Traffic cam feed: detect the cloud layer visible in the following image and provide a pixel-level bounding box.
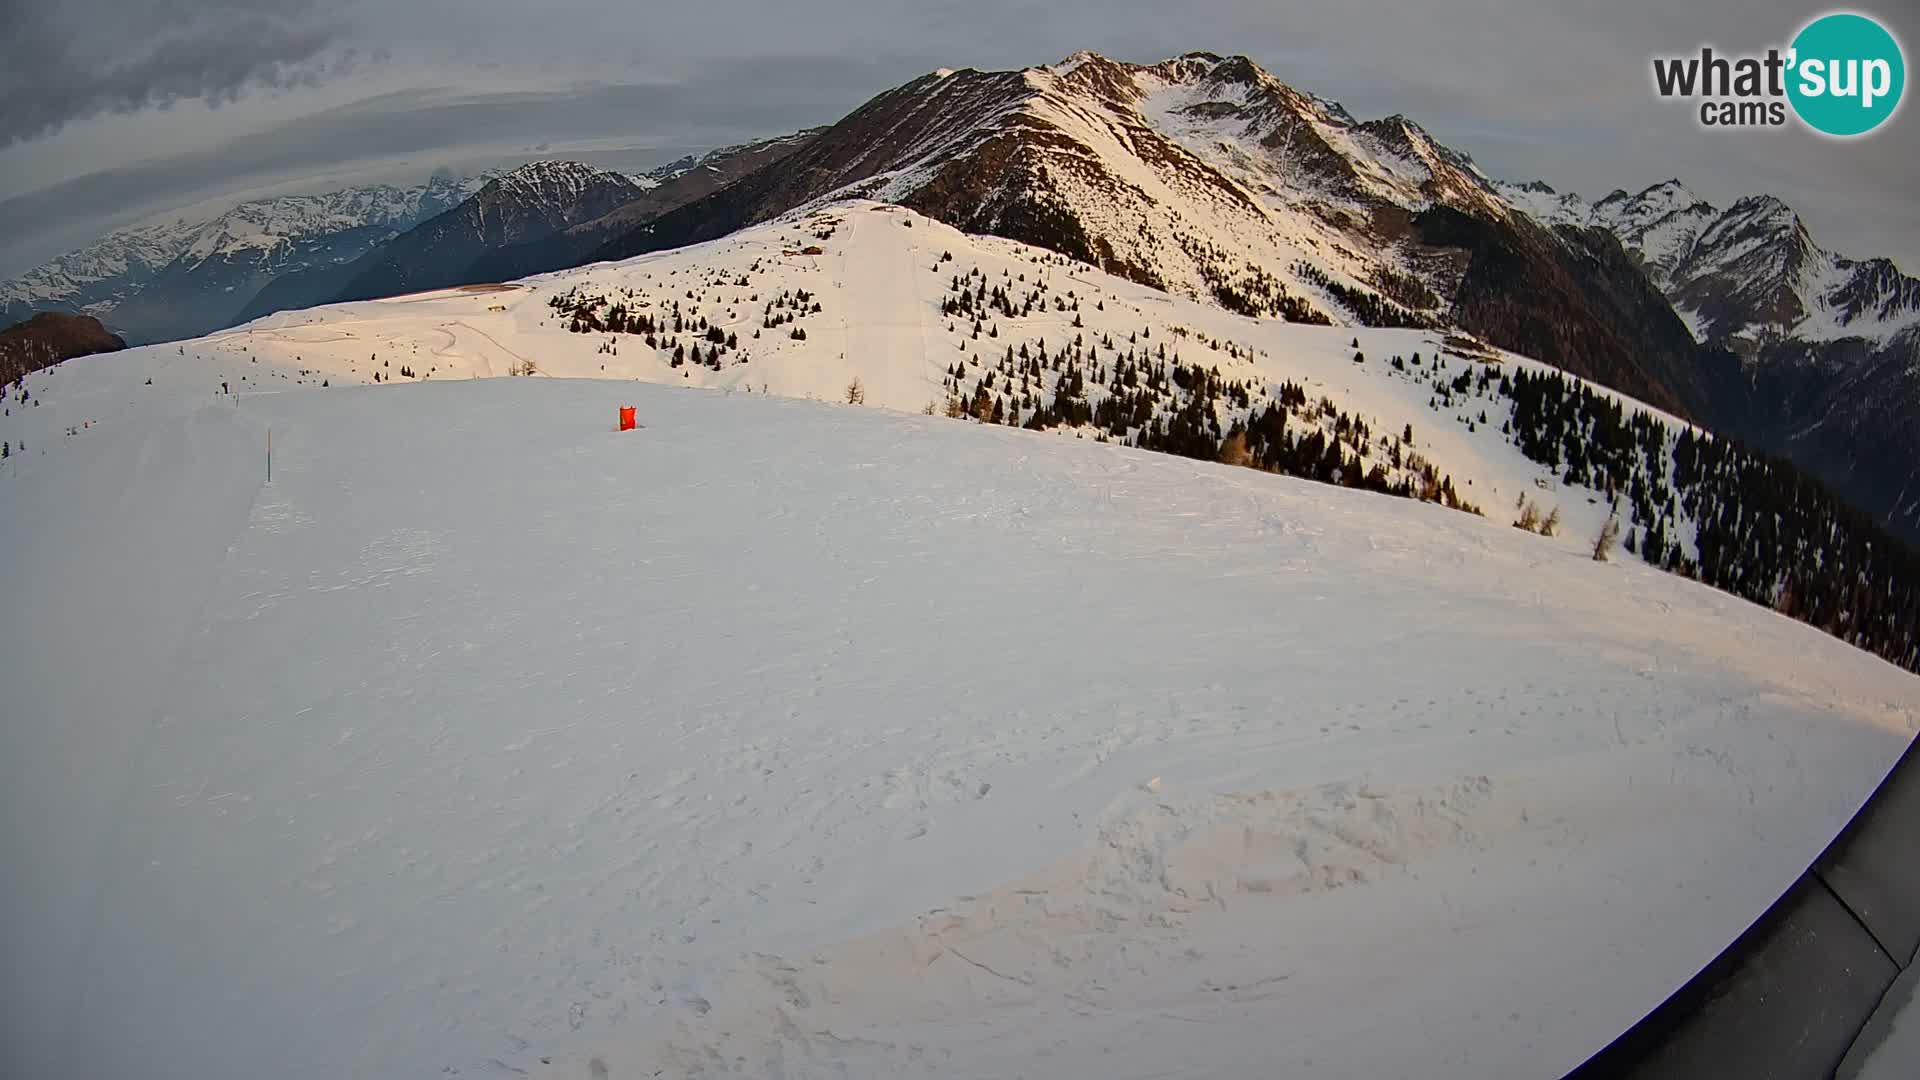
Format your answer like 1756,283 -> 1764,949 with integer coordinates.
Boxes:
0,0 -> 361,146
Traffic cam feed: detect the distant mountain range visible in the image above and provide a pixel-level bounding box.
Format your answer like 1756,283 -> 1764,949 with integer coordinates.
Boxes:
1504,177 -> 1920,350
0,142 -> 826,348
461,131 -> 823,285
5,50 -> 1918,543
321,161 -> 651,303
1,175 -> 489,344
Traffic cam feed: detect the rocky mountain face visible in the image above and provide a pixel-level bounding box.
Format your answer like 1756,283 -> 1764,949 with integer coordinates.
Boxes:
328,162 -> 649,302
1663,197 -> 1920,543
465,131 -> 823,284
1,175 -> 485,344
0,312 -> 127,387
1721,330 -> 1920,545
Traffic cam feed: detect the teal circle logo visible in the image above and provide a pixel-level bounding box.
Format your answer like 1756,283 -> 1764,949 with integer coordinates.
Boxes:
1787,12 -> 1905,136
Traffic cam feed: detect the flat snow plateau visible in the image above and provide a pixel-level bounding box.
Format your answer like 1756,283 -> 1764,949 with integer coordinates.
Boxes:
2,208 -> 1916,1080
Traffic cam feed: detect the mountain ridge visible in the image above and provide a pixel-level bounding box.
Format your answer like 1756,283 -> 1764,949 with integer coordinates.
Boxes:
461,131 -> 824,285
327,162 -> 650,303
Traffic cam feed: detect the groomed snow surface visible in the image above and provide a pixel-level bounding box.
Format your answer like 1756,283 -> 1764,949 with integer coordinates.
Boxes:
2,204 -> 1916,1079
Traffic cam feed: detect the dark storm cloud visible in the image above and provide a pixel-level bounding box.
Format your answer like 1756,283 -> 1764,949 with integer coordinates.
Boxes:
0,0 -> 361,146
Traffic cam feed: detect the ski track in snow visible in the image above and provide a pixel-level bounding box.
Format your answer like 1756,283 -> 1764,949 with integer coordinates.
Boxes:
1,214 -> 1916,1080
833,208 -> 939,411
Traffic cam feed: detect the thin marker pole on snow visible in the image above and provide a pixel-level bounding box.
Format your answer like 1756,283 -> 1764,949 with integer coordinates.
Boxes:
267,427 -> 272,483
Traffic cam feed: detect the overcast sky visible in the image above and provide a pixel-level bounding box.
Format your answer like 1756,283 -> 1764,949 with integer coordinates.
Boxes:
1,0 -> 1914,277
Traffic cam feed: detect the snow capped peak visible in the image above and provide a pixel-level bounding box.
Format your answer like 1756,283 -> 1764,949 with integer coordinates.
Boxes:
1585,180 -> 1721,289
1689,199 -> 1809,278
1031,49 -> 1142,102
1719,192 -> 1798,226
1646,188 -> 1920,348
1047,49 -> 1103,76
1631,178 -> 1694,199
644,154 -> 703,184
1592,179 -> 1709,227
1356,113 -> 1479,176
486,160 -> 628,205
1548,176 -> 1920,350
501,159 -> 602,180
1146,51 -> 1270,90
1494,179 -> 1593,227
659,48 -> 1543,332
1031,51 -> 1297,110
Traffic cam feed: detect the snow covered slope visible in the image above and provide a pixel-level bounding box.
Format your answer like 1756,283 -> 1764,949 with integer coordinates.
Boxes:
192,203 -> 1651,547
116,202 -> 1758,588
2,200 -> 1916,1080
21,201 -> 1920,668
